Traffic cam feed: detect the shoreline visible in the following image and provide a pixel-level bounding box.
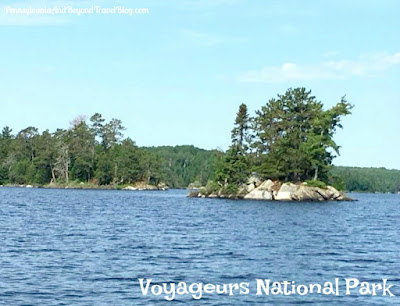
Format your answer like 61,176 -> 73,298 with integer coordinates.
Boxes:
0,183 -> 170,191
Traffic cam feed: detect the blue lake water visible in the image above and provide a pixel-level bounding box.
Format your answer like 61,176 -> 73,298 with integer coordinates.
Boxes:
0,187 -> 399,305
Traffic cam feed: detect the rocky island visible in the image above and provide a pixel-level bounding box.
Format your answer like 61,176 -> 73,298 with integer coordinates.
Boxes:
189,88 -> 355,202
188,177 -> 354,201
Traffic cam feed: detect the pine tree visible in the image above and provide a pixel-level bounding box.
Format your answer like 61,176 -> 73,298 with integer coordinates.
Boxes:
216,103 -> 251,186
253,88 -> 353,182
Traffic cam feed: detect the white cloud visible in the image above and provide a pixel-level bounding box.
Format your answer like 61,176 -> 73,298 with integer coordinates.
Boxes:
239,52 -> 400,83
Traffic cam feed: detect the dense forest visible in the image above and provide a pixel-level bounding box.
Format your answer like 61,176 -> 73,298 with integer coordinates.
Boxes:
0,87 -> 399,193
144,146 -> 220,188
0,114 -> 220,188
331,166 -> 400,193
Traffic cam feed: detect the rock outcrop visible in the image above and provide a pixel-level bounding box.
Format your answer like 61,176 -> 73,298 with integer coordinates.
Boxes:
245,174 -> 262,192
188,180 -> 354,202
291,185 -> 325,201
123,182 -> 169,191
275,183 -> 300,201
244,179 -> 274,200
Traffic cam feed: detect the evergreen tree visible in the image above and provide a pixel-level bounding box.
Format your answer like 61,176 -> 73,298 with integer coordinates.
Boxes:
0,126 -> 13,184
68,118 -> 96,181
231,103 -> 250,152
216,103 -> 251,186
253,88 -> 353,181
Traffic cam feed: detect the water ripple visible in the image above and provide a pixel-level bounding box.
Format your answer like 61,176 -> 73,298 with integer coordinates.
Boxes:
0,188 -> 399,304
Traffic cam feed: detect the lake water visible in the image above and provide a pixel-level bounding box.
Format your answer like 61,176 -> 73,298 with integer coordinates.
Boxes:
0,187 -> 399,305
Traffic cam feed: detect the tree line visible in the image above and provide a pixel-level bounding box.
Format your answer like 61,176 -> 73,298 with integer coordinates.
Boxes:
0,114 -> 163,186
0,112 -> 221,188
331,166 -> 400,193
1,87 -> 398,192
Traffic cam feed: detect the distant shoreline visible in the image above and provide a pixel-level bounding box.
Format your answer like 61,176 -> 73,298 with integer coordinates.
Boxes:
0,184 -> 399,195
0,183 -> 170,191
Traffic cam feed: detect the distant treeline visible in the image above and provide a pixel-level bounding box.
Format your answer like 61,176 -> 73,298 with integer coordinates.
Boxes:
0,114 -> 162,187
331,166 -> 400,193
144,146 -> 220,188
0,118 -> 398,192
0,113 -> 221,188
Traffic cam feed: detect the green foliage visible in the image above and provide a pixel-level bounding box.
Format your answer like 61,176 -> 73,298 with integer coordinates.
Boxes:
215,104 -> 251,188
252,88 -> 353,182
144,145 -> 219,188
0,166 -> 8,184
205,180 -> 220,194
0,115 -> 220,188
199,187 -> 207,196
222,183 -> 238,196
331,166 -> 400,193
0,114 -> 164,187
231,103 -> 251,152
213,88 -> 353,197
188,181 -> 202,188
2,89 -> 397,195
327,174 -> 346,191
215,147 -> 250,186
305,179 -> 327,189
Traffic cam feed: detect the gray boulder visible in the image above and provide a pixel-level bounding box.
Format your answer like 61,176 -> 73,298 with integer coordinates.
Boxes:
258,179 -> 274,191
325,186 -> 342,199
275,183 -> 300,201
291,185 -> 354,201
316,186 -> 353,201
244,190 -> 273,200
123,186 -> 137,191
247,174 -> 262,187
246,183 -> 255,192
187,190 -> 200,197
244,179 -> 274,200
335,192 -> 354,201
292,186 -> 325,201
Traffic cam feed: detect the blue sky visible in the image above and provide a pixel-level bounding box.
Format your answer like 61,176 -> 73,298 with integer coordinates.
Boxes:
0,0 -> 399,169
